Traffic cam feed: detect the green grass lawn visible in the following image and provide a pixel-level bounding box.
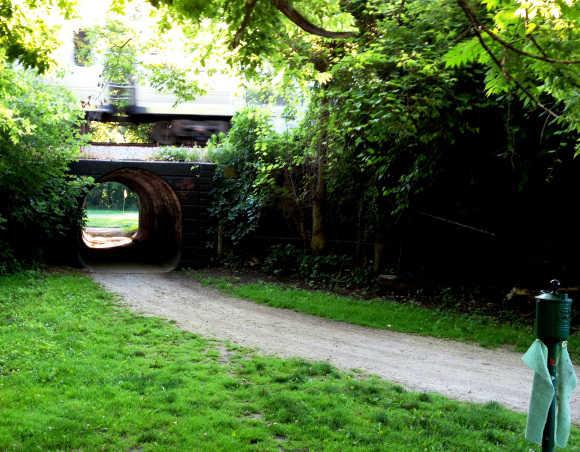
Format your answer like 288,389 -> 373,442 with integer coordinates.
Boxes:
0,271 -> 558,450
194,273 -> 580,362
85,209 -> 139,232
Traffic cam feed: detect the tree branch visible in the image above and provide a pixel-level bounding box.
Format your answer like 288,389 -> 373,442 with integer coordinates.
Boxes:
457,0 -> 559,119
271,0 -> 355,39
397,0 -> 407,26
111,38 -> 132,50
232,0 -> 258,49
527,33 -> 580,88
457,0 -> 580,65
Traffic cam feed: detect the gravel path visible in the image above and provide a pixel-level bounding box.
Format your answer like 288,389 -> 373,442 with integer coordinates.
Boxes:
92,271 -> 580,420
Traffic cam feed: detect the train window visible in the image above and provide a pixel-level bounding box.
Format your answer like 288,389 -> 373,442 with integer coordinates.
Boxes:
73,29 -> 95,67
82,182 -> 140,249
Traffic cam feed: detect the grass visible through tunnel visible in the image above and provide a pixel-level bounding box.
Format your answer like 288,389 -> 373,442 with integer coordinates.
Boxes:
193,273 -> 580,362
85,209 -> 139,233
0,271 -> 563,450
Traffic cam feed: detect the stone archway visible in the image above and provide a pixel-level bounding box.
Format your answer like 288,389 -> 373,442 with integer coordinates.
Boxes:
79,168 -> 182,270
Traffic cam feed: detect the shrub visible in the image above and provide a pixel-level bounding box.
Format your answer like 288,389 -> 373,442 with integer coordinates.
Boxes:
298,254 -> 352,287
0,63 -> 91,272
262,244 -> 302,276
207,108 -> 277,247
89,122 -> 153,143
153,146 -> 206,162
260,244 -> 375,289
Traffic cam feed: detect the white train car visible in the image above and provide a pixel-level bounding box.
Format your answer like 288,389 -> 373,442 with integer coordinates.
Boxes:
44,1 -> 242,145
45,0 -> 294,146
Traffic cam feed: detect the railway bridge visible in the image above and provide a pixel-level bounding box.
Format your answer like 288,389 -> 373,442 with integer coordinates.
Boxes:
69,158 -> 215,270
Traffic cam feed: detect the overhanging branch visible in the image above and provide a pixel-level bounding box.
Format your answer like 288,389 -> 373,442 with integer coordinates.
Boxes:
233,0 -> 258,48
271,0 -> 355,39
457,0 -> 559,119
457,0 -> 580,65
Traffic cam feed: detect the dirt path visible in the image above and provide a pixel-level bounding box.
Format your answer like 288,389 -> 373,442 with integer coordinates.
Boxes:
92,271 -> 580,420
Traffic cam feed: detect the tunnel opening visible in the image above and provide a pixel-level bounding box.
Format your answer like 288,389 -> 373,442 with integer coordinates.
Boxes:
79,168 -> 182,271
83,182 -> 140,250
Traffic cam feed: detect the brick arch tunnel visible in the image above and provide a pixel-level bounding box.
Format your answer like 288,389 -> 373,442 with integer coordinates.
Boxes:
80,168 -> 183,269
70,160 -> 214,270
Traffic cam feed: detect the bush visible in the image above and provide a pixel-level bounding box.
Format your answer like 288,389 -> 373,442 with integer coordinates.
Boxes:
89,122 -> 153,143
207,108 -> 277,247
0,63 -> 91,272
0,244 -> 19,275
262,244 -> 302,276
153,146 -> 206,162
298,254 -> 352,287
260,244 -> 375,289
298,254 -> 375,289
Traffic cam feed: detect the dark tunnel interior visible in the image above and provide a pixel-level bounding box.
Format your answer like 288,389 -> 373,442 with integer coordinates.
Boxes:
79,168 -> 182,271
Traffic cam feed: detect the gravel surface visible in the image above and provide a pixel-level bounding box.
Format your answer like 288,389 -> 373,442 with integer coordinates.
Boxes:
81,145 -> 159,161
92,271 -> 580,420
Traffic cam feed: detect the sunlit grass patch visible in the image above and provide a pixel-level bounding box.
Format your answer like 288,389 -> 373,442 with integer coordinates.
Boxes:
85,209 -> 139,232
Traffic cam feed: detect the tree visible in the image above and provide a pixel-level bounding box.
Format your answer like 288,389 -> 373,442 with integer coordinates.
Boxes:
149,0 -> 354,80
78,1 -> 233,106
0,0 -> 76,72
446,0 -> 580,136
152,0 -> 578,134
0,61 -> 91,271
150,0 -> 577,258
148,0 -> 357,252
193,0 -> 576,274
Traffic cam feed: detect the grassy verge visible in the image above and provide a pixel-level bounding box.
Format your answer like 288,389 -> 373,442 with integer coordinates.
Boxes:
0,271 -> 554,450
194,273 -> 580,362
85,209 -> 139,230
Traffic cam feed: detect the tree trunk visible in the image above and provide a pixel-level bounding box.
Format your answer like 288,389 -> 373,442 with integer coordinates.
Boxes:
310,98 -> 329,254
217,224 -> 223,257
373,232 -> 385,274
283,168 -> 307,248
355,196 -> 364,264
311,187 -> 326,253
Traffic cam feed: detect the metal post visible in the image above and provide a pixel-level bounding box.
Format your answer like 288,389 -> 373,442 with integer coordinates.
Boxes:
542,342 -> 561,452
532,279 -> 572,450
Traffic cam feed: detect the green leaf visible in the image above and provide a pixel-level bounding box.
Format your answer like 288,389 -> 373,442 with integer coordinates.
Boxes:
443,38 -> 482,68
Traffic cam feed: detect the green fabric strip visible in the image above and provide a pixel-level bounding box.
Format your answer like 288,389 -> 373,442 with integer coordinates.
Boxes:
522,339 -> 577,448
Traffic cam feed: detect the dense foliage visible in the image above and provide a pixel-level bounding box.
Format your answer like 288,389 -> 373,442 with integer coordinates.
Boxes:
85,182 -> 139,211
153,146 -> 206,162
154,0 -> 578,130
1,0 -> 578,283
89,122 -> 153,144
208,109 -> 278,246
445,0 -> 579,137
206,0 -> 578,286
0,0 -> 75,71
0,62 -> 90,272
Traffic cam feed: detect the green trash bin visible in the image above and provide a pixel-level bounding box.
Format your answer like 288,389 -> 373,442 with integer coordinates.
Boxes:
535,280 -> 572,344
